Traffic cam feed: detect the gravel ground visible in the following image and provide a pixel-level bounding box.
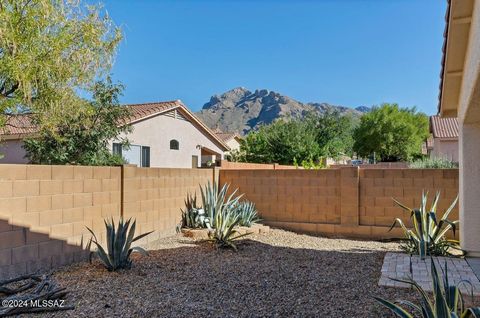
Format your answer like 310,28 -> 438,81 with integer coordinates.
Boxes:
34,229 -> 416,318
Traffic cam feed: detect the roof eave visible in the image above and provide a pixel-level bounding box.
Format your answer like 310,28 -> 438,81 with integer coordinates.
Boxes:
438,0 -> 474,117
174,101 -> 230,151
438,0 -> 452,115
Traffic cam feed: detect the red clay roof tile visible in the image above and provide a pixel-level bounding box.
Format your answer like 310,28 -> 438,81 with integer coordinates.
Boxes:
0,101 -> 229,150
430,115 -> 458,139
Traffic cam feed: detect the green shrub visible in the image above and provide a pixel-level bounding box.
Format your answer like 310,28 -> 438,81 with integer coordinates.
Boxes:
87,218 -> 152,271
233,201 -> 260,227
301,158 -> 326,170
374,258 -> 480,317
409,157 -> 458,168
390,191 -> 462,259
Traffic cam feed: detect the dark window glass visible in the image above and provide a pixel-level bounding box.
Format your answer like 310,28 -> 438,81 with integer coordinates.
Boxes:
170,139 -> 179,150
141,146 -> 150,167
112,143 -> 122,156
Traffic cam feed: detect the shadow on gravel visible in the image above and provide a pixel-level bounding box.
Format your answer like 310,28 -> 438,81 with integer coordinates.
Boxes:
41,237 -> 419,318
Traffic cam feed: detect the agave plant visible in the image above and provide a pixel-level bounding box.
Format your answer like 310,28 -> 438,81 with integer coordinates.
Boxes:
390,191 -> 462,259
87,218 -> 153,271
208,203 -> 251,250
178,193 -> 211,230
233,201 -> 261,227
200,181 -> 242,228
374,258 -> 480,318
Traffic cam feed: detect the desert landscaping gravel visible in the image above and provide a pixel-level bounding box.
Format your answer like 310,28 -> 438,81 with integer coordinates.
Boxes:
35,229 -> 416,318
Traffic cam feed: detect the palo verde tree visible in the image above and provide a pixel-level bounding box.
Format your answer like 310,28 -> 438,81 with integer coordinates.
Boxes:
353,103 -> 429,162
23,77 -> 131,165
0,0 -> 122,125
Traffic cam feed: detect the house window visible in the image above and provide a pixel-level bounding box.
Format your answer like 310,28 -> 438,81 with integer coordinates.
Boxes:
113,143 -> 150,167
170,139 -> 179,150
112,143 -> 122,156
141,146 -> 150,167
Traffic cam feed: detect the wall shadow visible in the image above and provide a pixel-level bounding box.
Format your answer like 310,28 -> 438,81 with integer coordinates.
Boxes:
0,218 -> 89,280
43,237 -> 424,318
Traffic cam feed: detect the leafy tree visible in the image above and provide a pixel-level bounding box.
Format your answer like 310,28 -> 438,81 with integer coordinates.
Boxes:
0,0 -> 121,124
306,110 -> 357,159
241,119 -> 321,165
236,110 -> 357,165
353,103 -> 429,162
23,78 -> 131,165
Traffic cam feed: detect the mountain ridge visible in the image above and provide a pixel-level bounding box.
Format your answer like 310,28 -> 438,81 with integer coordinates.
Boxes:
196,87 -> 370,135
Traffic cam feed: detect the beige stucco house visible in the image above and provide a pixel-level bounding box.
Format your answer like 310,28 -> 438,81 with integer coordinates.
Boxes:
213,130 -> 242,161
0,100 -> 229,168
214,131 -> 241,152
428,115 -> 459,162
439,0 -> 480,256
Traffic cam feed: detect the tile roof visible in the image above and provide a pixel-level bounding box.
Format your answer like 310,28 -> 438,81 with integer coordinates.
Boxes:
0,100 -> 229,150
438,0 -> 451,113
1,113 -> 37,136
124,101 -> 180,124
0,101 -> 181,137
430,115 -> 459,139
215,132 -> 238,143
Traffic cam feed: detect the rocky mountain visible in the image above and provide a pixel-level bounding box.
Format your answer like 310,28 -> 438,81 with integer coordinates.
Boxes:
196,87 -> 370,135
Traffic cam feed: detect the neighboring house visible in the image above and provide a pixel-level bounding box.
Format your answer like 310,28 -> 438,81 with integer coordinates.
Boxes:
428,115 -> 459,162
214,131 -> 241,152
0,114 -> 36,164
213,129 -> 242,162
0,100 -> 230,168
438,0 -> 480,256
422,135 -> 434,156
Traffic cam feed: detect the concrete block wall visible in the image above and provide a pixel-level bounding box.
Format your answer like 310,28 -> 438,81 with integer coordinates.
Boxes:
0,164 -> 121,278
220,169 -> 340,229
0,164 -> 460,278
220,167 -> 459,239
122,166 -> 213,245
0,164 -> 213,279
359,169 -> 459,228
219,160 -> 298,170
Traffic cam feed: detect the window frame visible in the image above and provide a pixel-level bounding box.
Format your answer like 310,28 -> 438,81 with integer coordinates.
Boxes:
113,143 -> 151,167
170,139 -> 179,150
141,146 -> 150,167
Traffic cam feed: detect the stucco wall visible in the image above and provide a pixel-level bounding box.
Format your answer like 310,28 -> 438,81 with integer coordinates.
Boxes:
0,140 -> 28,164
109,112 -> 226,168
457,0 -> 480,256
0,111 -> 225,168
431,138 -> 459,162
225,138 -> 241,152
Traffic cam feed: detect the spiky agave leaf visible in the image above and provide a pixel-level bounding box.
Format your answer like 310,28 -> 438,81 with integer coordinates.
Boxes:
233,201 -> 261,227
373,297 -> 414,318
375,259 -> 480,318
86,226 -> 113,270
199,181 -> 243,229
462,308 -> 480,318
86,217 -> 153,271
390,191 -> 462,258
208,202 -> 251,250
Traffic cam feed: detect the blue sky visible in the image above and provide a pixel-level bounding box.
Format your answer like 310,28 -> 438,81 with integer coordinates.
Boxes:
102,0 -> 447,114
